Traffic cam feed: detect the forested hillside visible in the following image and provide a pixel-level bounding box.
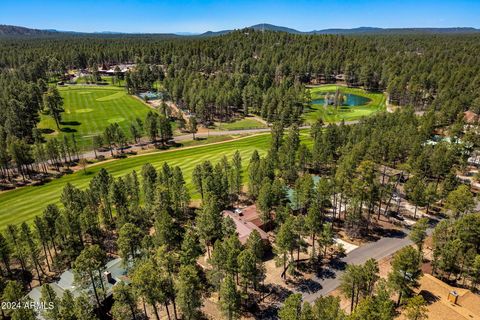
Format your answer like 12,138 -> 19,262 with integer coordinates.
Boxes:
0,24 -> 58,36
1,30 -> 480,131
1,29 -> 480,187
1,27 -> 480,320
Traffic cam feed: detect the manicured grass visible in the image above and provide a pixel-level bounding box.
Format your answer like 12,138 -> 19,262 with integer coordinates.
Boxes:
38,86 -> 153,150
0,130 -> 313,230
215,117 -> 268,131
0,134 -> 268,229
180,134 -> 241,147
303,85 -> 386,123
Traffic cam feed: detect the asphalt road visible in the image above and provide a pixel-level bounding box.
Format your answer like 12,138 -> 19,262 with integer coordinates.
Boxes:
302,230 -> 413,302
301,221 -> 438,303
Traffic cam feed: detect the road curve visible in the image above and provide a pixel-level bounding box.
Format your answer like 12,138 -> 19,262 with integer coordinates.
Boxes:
301,221 -> 437,302
302,231 -> 413,302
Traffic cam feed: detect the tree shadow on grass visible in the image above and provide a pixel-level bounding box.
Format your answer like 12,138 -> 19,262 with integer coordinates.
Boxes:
38,128 -> 55,134
60,121 -> 81,126
60,127 -> 77,133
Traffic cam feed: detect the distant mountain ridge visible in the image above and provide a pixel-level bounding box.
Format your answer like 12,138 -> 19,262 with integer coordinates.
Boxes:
309,26 -> 480,35
250,23 -> 303,34
0,25 -> 59,36
1,23 -> 479,38
202,24 -> 480,36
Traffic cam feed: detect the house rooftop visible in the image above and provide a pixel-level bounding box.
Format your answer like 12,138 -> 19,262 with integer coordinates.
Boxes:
25,257 -> 128,319
413,274 -> 480,320
223,207 -> 268,244
464,110 -> 478,124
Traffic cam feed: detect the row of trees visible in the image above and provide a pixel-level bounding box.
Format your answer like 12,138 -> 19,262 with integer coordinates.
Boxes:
0,108 -> 177,184
0,147 -> 247,319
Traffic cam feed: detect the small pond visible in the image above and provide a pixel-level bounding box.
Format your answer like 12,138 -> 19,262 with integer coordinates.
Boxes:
138,91 -> 163,100
312,93 -> 370,107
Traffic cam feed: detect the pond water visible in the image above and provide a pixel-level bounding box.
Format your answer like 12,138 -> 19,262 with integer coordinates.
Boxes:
138,91 -> 163,100
312,93 -> 370,107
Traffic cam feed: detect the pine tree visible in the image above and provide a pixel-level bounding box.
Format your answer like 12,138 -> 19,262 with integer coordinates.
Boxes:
131,259 -> 164,320
117,223 -> 144,263
219,274 -> 241,320
111,282 -> 139,320
180,226 -> 202,266
278,293 -> 302,320
176,264 -> 203,320
275,216 -> 297,279
245,229 -> 264,260
40,284 -> 60,320
388,246 -> 421,306
305,201 -> 323,262
0,232 -> 11,276
73,245 -> 107,307
195,193 -> 223,258
404,296 -> 428,320
311,295 -> 346,320
43,87 -> 64,130
141,163 -> 157,207
188,117 -> 198,140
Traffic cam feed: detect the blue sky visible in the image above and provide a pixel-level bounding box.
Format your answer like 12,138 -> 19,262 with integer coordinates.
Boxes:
1,0 -> 478,33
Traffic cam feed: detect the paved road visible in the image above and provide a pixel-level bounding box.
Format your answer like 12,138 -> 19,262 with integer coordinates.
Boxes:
301,220 -> 438,303
302,230 -> 412,302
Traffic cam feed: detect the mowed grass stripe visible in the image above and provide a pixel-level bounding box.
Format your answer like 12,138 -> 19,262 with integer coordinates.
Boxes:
38,86 -> 152,150
0,133 -> 274,229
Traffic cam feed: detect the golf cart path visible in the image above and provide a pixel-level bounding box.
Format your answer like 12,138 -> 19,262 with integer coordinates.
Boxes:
78,121 -> 360,161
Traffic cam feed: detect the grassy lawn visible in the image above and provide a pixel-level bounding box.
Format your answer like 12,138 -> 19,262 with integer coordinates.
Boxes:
215,117 -> 268,131
0,134 -> 267,229
303,85 -> 386,123
0,130 -> 313,229
38,86 -> 153,150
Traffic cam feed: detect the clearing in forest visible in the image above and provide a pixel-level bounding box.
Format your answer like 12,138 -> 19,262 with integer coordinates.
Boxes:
304,85 -> 386,123
37,86 -> 152,150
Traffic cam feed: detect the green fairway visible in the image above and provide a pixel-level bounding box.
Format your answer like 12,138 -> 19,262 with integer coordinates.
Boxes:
304,85 -> 386,123
0,134 -> 269,229
0,130 -> 313,230
38,86 -> 153,150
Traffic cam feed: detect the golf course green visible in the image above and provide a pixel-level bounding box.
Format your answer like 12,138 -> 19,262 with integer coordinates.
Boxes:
304,85 -> 386,123
38,86 -> 153,150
